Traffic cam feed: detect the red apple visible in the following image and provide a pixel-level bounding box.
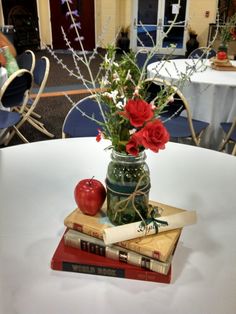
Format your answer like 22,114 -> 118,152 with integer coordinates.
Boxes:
217,51 -> 227,60
74,178 -> 106,216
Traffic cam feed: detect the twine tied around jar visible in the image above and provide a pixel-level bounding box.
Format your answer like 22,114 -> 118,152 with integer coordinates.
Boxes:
111,174 -> 149,223
106,174 -> 168,232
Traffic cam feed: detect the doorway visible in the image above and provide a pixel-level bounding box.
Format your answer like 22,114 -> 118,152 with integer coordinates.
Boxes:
132,0 -> 188,55
49,0 -> 95,51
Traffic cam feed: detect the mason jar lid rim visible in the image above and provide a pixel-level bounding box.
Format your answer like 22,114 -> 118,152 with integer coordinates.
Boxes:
111,149 -> 146,162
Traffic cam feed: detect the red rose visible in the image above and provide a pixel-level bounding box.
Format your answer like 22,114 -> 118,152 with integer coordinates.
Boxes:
124,99 -> 154,128
139,119 -> 169,152
126,133 -> 142,156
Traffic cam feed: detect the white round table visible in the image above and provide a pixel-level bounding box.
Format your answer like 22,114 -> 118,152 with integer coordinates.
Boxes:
147,59 -> 236,149
0,138 -> 236,314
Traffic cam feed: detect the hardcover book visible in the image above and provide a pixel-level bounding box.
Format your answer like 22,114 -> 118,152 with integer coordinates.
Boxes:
51,232 -> 172,284
64,229 -> 180,275
64,200 -> 183,262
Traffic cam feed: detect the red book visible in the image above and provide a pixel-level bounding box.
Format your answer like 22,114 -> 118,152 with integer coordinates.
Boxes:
51,233 -> 172,284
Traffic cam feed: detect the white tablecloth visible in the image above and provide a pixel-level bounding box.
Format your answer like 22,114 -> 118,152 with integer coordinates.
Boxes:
147,59 -> 236,149
0,138 -> 236,314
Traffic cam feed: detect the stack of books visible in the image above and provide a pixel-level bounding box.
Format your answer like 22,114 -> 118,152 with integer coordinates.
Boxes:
211,57 -> 236,71
51,201 -> 190,284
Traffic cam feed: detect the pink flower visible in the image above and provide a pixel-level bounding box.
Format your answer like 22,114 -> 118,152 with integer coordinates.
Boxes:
122,99 -> 154,128
96,129 -> 103,142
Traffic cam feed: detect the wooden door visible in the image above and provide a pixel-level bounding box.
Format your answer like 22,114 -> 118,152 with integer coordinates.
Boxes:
49,0 -> 95,51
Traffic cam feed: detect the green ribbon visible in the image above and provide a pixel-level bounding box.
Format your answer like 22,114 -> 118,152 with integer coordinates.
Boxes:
140,206 -> 168,234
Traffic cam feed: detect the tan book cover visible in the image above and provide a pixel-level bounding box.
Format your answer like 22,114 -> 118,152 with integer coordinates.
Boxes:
64,200 -> 184,262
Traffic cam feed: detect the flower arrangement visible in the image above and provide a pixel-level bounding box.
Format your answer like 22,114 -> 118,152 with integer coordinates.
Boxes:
95,46 -> 172,156
54,1 -> 181,157
53,0 -> 204,225
219,13 -> 236,45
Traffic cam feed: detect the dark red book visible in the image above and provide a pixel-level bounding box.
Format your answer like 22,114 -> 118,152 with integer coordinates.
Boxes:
51,233 -> 172,284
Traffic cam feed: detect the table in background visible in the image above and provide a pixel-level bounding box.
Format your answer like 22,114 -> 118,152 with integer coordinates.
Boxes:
147,59 -> 236,149
0,138 -> 236,314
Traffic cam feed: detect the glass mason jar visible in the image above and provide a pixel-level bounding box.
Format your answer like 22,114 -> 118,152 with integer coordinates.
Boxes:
106,150 -> 151,225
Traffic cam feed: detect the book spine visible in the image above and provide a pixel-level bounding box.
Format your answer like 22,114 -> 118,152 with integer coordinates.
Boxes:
51,259 -> 171,284
66,221 -> 164,260
64,230 -> 171,275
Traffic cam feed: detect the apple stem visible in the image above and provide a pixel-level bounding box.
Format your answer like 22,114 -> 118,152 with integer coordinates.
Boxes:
89,176 -> 95,185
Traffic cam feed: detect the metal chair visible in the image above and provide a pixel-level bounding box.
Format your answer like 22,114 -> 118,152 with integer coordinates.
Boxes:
62,95 -> 105,138
188,47 -> 216,59
0,69 -> 33,145
21,56 -> 54,139
16,49 -> 36,74
145,78 -> 209,146
219,117 -> 236,155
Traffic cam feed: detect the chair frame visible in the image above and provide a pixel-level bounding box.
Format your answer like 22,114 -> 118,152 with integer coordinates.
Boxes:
219,117 -> 236,156
21,56 -> 54,139
188,47 -> 216,59
16,49 -> 36,74
62,94 -> 103,139
145,77 -> 208,146
2,57 -> 54,145
0,69 -> 33,144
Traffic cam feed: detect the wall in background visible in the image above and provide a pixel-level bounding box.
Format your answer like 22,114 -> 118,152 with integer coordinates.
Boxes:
188,0 -> 218,46
0,0 -> 219,51
97,0 -> 218,48
36,0 -> 52,48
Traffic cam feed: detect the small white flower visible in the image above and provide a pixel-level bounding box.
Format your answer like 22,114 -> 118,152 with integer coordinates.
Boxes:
103,90 -> 118,103
150,102 -> 156,109
110,90 -> 118,102
103,92 -> 110,97
104,54 -> 113,66
129,128 -> 136,135
113,72 -> 119,79
101,77 -> 110,86
116,101 -> 124,109
112,71 -> 120,82
104,54 -> 109,64
133,86 -> 140,96
167,95 -> 174,103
